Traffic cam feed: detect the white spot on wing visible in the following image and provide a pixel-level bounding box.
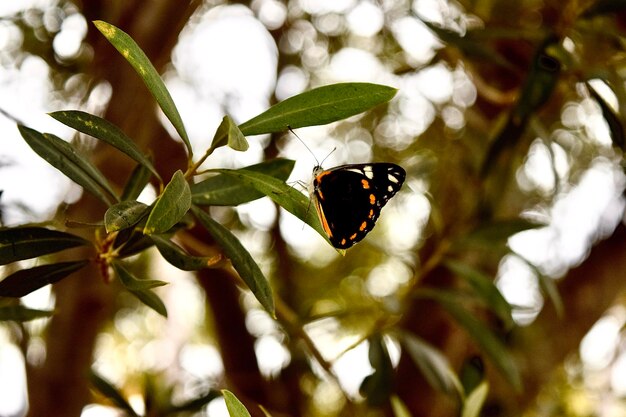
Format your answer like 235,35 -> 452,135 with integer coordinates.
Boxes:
388,174 -> 399,183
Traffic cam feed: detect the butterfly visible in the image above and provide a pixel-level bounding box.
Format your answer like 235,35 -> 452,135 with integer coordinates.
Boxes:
311,162 -> 406,249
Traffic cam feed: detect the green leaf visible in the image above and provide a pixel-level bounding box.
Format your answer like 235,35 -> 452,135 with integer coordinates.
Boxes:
582,0 -> 626,18
93,20 -> 192,156
116,233 -> 155,258
144,170 -> 191,234
209,115 -> 249,153
167,390 -> 220,413
49,110 -> 162,180
521,257 -> 564,318
444,260 -> 513,328
90,371 -> 139,417
400,331 -> 463,396
460,355 -> 485,395
18,126 -> 118,205
0,260 -> 89,297
130,287 -> 168,317
112,261 -> 167,291
222,390 -> 251,417
151,235 -> 221,271
121,162 -> 153,201
192,206 -> 275,316
417,289 -> 522,392
191,159 -> 295,206
360,334 -> 394,406
112,262 -> 168,317
105,201 -> 149,233
587,81 -> 625,150
458,218 -> 542,249
481,35 -> 560,177
0,226 -> 90,265
421,20 -> 517,72
461,381 -> 489,417
390,395 -> 412,417
258,405 -> 275,417
0,305 -> 54,321
211,168 -> 326,242
238,83 -> 397,136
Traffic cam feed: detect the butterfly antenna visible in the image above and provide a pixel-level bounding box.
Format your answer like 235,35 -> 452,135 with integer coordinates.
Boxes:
288,125 -> 320,166
319,147 -> 336,167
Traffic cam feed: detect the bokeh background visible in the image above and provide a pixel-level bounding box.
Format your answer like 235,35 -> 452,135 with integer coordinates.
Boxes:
1,1 -> 626,416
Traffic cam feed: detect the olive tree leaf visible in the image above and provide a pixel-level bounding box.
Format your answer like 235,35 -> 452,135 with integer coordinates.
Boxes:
0,305 -> 54,322
18,125 -> 118,205
211,168 -> 326,241
191,159 -> 295,206
210,115 -> 249,152
93,20 -> 192,156
222,390 -> 251,417
238,83 -> 397,136
192,206 -> 274,316
112,261 -> 168,317
104,201 -> 149,233
0,260 -> 90,297
151,234 -> 222,271
144,170 -> 191,234
49,110 -> 161,180
0,227 -> 90,265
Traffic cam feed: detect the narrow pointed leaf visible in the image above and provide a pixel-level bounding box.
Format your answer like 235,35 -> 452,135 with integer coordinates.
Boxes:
210,116 -> 249,153
144,170 -> 191,234
191,159 -> 295,206
93,20 -> 192,156
0,305 -> 54,321
222,390 -> 251,417
400,331 -> 463,396
258,405 -> 275,417
167,390 -> 220,413
582,0 -> 626,18
536,266 -> 564,317
458,219 -> 542,249
18,125 -> 118,205
360,334 -> 394,406
587,81 -> 625,150
90,371 -> 139,417
49,110 -> 162,180
0,260 -> 89,297
112,262 -> 167,290
212,169 -> 326,241
444,260 -> 513,327
417,289 -> 522,391
421,20 -> 517,72
121,162 -> 153,201
129,287 -> 168,317
238,83 -> 397,136
192,206 -> 274,316
151,235 -> 221,271
390,396 -> 412,417
461,381 -> 489,417
112,262 -> 168,317
0,227 -> 90,265
105,201 -> 149,233
116,233 -> 155,258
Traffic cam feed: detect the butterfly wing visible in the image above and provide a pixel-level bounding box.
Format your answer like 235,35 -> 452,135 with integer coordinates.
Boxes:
313,163 -> 405,249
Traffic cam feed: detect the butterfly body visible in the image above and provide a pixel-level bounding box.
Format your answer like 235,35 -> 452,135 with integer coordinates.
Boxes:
312,163 -> 406,249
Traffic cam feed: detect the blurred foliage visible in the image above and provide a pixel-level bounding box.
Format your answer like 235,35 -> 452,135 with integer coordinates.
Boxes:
1,0 -> 626,417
